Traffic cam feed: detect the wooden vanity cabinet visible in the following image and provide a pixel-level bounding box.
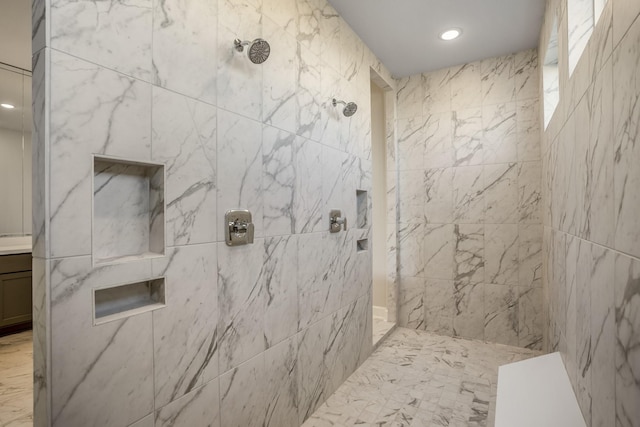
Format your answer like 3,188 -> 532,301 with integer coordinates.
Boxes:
0,253 -> 32,333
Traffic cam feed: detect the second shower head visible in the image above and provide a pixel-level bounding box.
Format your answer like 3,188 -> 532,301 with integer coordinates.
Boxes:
332,98 -> 358,117
234,38 -> 271,64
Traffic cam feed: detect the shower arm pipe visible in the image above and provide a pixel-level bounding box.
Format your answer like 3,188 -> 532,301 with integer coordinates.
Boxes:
234,39 -> 250,52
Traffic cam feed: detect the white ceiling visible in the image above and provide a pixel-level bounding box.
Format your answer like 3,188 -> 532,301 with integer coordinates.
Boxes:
328,0 -> 546,78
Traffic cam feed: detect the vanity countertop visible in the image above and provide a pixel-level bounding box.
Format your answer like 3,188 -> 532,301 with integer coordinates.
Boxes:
0,236 -> 32,256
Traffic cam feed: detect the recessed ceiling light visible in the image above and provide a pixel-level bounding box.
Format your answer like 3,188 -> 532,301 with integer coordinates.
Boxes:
440,28 -> 462,41
1,103 -> 15,109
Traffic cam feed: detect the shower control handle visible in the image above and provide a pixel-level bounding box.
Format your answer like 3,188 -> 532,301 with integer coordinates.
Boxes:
329,210 -> 347,233
225,209 -> 255,246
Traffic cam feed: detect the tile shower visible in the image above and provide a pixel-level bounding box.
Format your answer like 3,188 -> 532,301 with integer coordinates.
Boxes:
24,0 -> 640,426
32,0 -> 396,425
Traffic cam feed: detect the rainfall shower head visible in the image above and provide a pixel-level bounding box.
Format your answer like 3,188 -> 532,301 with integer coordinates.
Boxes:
234,38 -> 271,64
332,98 -> 358,117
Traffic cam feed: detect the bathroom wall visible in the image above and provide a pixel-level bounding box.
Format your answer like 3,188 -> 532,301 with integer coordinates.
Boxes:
394,49 -> 543,349
540,0 -> 640,425
32,0 -> 396,426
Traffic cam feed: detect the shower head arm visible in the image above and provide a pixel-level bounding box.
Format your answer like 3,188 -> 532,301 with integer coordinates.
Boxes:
332,98 -> 346,107
234,39 -> 250,52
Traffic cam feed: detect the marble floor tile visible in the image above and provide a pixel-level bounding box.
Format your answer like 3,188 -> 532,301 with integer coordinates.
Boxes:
0,330 -> 33,427
303,327 -> 539,427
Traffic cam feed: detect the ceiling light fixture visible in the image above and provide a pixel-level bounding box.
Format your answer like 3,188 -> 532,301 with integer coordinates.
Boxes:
1,103 -> 15,109
440,28 -> 462,41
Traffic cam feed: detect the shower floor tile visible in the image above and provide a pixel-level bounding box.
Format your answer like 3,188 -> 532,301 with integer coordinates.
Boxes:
302,327 -> 540,427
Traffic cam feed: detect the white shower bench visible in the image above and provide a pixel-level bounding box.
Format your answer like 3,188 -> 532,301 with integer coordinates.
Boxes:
495,352 -> 587,427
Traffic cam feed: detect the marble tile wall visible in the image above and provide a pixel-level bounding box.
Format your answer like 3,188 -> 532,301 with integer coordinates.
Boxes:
32,0 -> 395,425
395,49 -> 543,350
540,0 -> 640,426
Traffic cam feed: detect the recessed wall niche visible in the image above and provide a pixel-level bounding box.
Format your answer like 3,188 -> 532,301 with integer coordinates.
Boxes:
93,278 -> 165,324
356,190 -> 368,228
93,156 -> 165,264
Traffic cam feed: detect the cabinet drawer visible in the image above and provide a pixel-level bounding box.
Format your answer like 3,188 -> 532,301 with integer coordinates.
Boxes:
0,254 -> 31,274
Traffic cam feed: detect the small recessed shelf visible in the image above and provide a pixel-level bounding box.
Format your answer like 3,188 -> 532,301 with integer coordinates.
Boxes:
94,278 -> 165,325
356,190 -> 368,228
357,238 -> 369,252
93,156 -> 165,265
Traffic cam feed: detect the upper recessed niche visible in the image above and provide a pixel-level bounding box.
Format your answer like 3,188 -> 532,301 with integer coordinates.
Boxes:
93,156 -> 165,264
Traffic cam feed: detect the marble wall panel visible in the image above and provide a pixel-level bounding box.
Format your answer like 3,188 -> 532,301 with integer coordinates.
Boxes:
396,49 -> 541,348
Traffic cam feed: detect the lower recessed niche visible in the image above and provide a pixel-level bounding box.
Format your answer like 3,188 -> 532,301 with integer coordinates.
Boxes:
93,156 -> 165,264
357,238 -> 369,252
94,278 -> 165,324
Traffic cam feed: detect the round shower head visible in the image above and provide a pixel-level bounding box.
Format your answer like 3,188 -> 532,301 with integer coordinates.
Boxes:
248,39 -> 270,64
342,102 -> 358,117
234,38 -> 271,64
332,98 -> 358,117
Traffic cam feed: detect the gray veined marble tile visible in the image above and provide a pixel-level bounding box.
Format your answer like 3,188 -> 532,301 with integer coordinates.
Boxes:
263,0 -> 299,40
151,245 -> 218,408
589,245 -> 615,427
423,112 -> 454,169
452,108 -> 483,166
485,163 -> 518,224
49,51 -> 152,258
485,224 -> 519,286
398,276 -> 426,330
614,253 -> 640,427
453,166 -> 485,223
152,87 -> 217,247
516,98 -> 541,162
217,240 -> 266,374
423,224 -> 455,280
518,286 -> 543,350
317,1 -> 341,72
293,138 -> 323,233
453,281 -> 484,340
518,161 -> 542,224
339,19 -> 366,87
264,235 -> 299,348
264,337 -> 299,427
216,109 -> 263,241
297,45 -> 323,142
49,257 -> 155,427
424,168 -> 453,224
152,0 -> 217,105
450,62 -> 482,110
454,224 -> 484,285
575,239 -> 592,424
50,0 -> 153,81
586,57 -> 615,248
481,54 -> 516,105
484,283 -> 519,346
297,311 -> 344,424
398,223 -> 426,278
398,170 -> 426,224
613,15 -> 640,258
564,235 -> 579,383
518,224 -> 542,289
297,232 -> 340,330
263,17 -> 298,134
397,117 -> 426,171
482,102 -> 517,164
425,279 -> 454,336
263,127 -> 298,237
220,353 -> 267,427
396,74 -> 424,119
424,68 -> 453,114
216,2 -> 263,121
128,414 -> 154,427
154,379 -> 220,427
514,48 -> 539,101
612,0 -> 640,47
